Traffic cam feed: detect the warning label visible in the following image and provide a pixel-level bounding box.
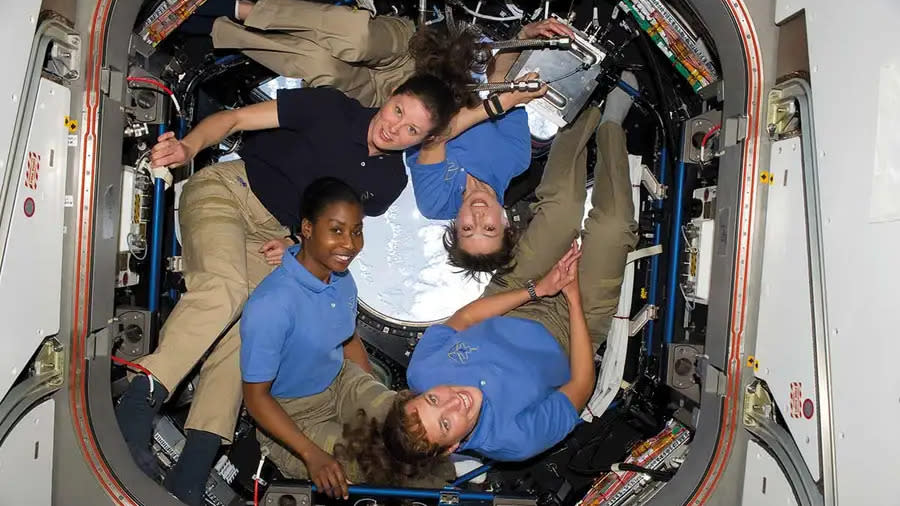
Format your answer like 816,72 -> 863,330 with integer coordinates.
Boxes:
24,152 -> 40,190
790,382 -> 803,418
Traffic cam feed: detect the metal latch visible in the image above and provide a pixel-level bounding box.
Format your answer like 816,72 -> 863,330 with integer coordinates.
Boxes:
439,490 -> 460,506
641,165 -> 667,200
722,114 -> 748,147
167,256 -> 184,273
696,355 -> 727,397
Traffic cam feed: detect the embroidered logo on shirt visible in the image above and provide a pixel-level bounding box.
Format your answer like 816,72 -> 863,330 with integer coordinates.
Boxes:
360,190 -> 374,202
448,342 -> 478,363
444,161 -> 462,181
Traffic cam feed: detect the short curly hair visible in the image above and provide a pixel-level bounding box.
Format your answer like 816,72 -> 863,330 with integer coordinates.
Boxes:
382,390 -> 449,466
442,221 -> 520,281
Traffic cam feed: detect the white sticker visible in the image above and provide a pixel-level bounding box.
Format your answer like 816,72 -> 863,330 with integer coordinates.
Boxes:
64,195 -> 74,207
870,62 -> 900,223
67,134 -> 78,147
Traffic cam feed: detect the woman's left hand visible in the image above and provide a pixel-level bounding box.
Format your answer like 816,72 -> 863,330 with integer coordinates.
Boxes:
534,240 -> 582,298
519,18 -> 575,40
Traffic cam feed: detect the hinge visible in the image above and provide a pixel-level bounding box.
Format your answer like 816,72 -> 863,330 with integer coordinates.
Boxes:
33,339 -> 64,387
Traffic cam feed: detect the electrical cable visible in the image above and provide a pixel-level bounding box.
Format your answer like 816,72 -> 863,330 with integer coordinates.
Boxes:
127,76 -> 183,117
698,123 -> 721,164
110,355 -> 156,397
452,0 -> 522,21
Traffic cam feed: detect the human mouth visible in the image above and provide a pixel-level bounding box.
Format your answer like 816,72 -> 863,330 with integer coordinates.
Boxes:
458,391 -> 471,413
380,128 -> 392,144
471,199 -> 488,208
334,253 -> 354,265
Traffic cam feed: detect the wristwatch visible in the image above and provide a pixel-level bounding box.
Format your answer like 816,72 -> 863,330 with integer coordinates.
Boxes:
526,279 -> 539,301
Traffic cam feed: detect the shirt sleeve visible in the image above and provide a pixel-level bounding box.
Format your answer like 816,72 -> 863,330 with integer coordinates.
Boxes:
492,109 -> 532,188
511,390 -> 581,460
406,150 -> 455,220
276,88 -> 347,132
240,293 -> 293,384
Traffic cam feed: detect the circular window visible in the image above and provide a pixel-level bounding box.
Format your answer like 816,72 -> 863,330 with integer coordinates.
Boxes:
350,180 -> 490,325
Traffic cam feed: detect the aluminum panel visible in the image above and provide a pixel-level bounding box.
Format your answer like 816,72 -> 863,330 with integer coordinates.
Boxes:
0,399 -> 55,506
755,136 -> 820,480
0,79 -> 69,399
741,439 -> 798,506
0,0 -> 41,186
774,1 -> 900,503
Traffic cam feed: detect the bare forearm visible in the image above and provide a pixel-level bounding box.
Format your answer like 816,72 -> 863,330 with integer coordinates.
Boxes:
559,296 -> 594,411
447,92 -> 520,139
181,110 -> 241,157
447,287 -> 532,331
244,385 -> 320,461
343,334 -> 373,374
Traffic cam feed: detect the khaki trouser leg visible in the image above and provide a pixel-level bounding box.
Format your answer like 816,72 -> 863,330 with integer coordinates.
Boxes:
259,362 -> 381,482
212,0 -> 415,107
138,160 -> 287,441
486,107 -> 602,289
578,122 -> 638,338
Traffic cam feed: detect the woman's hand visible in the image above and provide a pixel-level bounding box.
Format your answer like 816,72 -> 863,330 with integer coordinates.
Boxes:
150,131 -> 196,168
259,237 -> 294,265
497,72 -> 549,111
534,240 -> 582,298
519,18 -> 575,40
303,445 -> 350,500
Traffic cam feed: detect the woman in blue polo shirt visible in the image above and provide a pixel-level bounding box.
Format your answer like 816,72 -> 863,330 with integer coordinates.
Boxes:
240,178 -> 452,499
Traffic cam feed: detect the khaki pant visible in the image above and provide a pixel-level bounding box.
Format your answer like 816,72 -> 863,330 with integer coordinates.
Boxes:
212,0 -> 416,107
484,108 -> 639,351
137,160 -> 289,442
260,360 -> 454,486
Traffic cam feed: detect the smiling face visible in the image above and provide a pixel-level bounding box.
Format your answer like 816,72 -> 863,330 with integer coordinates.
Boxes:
368,93 -> 435,152
299,201 -> 364,279
405,385 -> 483,451
455,190 -> 507,256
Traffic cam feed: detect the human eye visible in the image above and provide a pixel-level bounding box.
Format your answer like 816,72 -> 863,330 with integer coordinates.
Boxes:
427,394 -> 438,405
408,126 -> 418,135
395,105 -> 402,116
441,418 -> 450,432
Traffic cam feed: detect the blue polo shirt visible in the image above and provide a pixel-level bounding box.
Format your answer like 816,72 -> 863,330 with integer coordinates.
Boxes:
405,108 -> 531,220
240,245 -> 358,398
406,316 -> 580,461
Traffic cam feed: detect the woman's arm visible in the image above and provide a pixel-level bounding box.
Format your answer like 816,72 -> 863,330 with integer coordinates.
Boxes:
555,249 -> 594,411
556,289 -> 595,411
487,18 -> 576,81
342,332 -> 374,374
150,100 -> 278,168
445,242 -> 582,332
243,381 -> 350,499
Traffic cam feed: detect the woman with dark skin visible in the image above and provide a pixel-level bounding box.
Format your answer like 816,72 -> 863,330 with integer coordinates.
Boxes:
241,178 -> 453,499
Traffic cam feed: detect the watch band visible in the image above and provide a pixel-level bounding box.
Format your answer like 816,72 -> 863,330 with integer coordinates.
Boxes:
483,98 -> 499,119
285,233 -> 301,245
526,279 -> 539,301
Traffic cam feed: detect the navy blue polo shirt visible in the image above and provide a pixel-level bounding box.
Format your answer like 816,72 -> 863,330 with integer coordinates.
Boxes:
407,316 -> 580,461
240,245 -> 358,398
239,87 -> 407,228
405,108 -> 531,220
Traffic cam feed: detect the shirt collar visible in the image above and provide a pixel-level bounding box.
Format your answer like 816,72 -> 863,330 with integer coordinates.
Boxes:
459,394 -> 491,452
282,244 -> 333,293
352,107 -> 378,149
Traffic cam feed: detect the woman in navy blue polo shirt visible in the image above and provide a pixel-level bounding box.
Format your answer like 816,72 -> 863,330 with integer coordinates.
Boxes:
240,178 -> 452,498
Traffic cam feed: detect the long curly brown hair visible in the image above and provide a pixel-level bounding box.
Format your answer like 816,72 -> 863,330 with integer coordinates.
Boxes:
333,407 -> 455,488
408,23 -> 487,111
